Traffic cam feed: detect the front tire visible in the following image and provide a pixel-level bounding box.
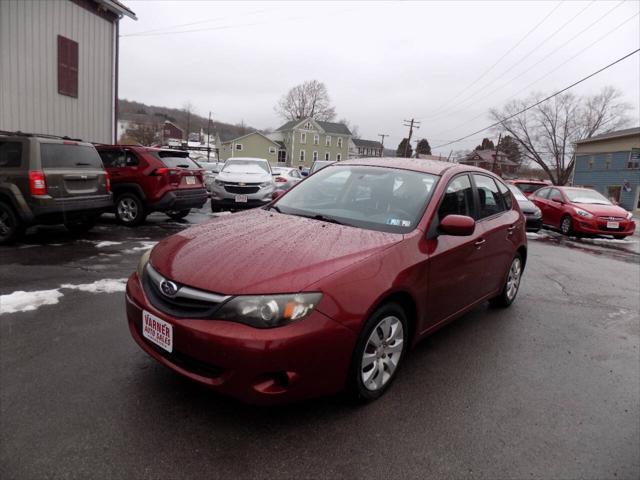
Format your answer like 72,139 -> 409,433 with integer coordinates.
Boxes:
348,303 -> 408,402
115,193 -> 146,226
560,215 -> 573,236
489,254 -> 523,308
0,202 -> 24,245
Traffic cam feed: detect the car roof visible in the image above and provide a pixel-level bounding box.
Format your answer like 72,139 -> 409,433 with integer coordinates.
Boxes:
225,157 -> 269,162
340,157 -> 487,176
510,179 -> 548,184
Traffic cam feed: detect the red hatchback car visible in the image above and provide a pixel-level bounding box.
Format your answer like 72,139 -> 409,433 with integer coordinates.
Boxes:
530,186 -> 636,239
126,158 -> 527,404
508,179 -> 550,197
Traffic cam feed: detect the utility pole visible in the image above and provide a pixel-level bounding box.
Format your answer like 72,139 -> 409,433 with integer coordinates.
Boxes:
378,133 -> 389,157
207,111 -> 212,161
402,119 -> 420,157
492,133 -> 502,175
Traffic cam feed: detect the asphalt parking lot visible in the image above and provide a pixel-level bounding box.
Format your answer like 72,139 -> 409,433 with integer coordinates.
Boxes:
1,205 -> 639,479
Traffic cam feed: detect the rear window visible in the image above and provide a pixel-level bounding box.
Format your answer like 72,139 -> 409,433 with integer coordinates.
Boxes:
0,141 -> 22,168
515,182 -> 545,194
40,144 -> 104,169
154,151 -> 200,169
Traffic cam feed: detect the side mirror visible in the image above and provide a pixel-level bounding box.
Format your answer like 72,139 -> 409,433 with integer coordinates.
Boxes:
439,215 -> 475,236
271,190 -> 285,200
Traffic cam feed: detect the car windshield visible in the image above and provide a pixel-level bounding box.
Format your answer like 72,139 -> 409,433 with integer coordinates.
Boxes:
508,184 -> 528,201
154,151 -> 200,169
40,144 -> 104,169
311,161 -> 333,173
515,182 -> 546,194
564,188 -> 612,205
223,159 -> 270,174
273,165 -> 437,233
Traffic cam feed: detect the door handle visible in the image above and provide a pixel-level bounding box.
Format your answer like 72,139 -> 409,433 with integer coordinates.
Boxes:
474,238 -> 486,249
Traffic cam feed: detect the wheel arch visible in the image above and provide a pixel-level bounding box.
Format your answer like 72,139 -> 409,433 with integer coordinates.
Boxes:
368,290 -> 418,346
111,183 -> 146,201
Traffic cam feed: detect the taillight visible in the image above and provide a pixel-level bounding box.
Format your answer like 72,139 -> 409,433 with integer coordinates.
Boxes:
104,171 -> 111,193
153,167 -> 178,176
29,170 -> 47,195
275,176 -> 287,183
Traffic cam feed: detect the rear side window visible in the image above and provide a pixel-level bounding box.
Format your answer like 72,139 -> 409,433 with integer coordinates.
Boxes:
438,175 -> 475,219
496,180 -> 513,209
534,187 -> 550,199
154,151 -> 200,169
0,141 -> 22,167
98,150 -> 125,168
473,174 -> 505,219
41,144 -> 103,169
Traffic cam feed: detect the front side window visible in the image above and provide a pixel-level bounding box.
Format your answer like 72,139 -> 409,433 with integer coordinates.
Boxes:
534,187 -> 551,199
0,141 -> 23,168
496,180 -> 513,209
473,174 -> 505,219
274,165 -> 437,233
438,175 -> 475,220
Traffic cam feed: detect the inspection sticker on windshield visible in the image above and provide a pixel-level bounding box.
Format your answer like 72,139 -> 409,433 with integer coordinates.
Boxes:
142,310 -> 173,353
387,218 -> 411,227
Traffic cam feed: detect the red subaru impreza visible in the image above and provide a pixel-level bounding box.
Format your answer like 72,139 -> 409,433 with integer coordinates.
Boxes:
126,158 -> 527,404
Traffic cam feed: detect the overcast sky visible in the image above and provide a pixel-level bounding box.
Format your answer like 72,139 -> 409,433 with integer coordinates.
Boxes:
119,0 -> 640,155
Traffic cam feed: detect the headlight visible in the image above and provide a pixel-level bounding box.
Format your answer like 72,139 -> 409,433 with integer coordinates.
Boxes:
260,181 -> 273,188
215,293 -> 322,328
214,179 -> 224,186
574,207 -> 593,219
626,211 -> 633,220
137,248 -> 152,278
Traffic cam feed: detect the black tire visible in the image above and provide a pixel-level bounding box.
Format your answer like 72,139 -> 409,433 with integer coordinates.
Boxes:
560,215 -> 573,236
115,193 -> 146,226
348,302 -> 409,403
489,253 -> 523,308
166,209 -> 190,220
211,202 -> 221,213
0,202 -> 24,245
64,218 -> 96,234
613,235 -> 629,240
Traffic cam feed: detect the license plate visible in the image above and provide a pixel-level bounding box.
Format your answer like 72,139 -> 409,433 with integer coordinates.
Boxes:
185,176 -> 196,185
235,195 -> 248,203
142,310 -> 173,353
606,221 -> 619,229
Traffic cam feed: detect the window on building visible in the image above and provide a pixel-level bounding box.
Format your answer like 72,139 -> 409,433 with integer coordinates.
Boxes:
300,132 -> 306,144
336,153 -> 342,161
313,135 -> 319,145
326,136 -> 332,146
58,35 -> 78,98
0,141 -> 23,167
628,149 -> 639,169
313,151 -> 318,161
303,122 -> 313,130
235,143 -> 243,151
299,150 -> 305,162
588,155 -> 595,170
337,137 -> 343,148
325,152 -> 330,161
605,153 -> 612,169
268,146 -> 276,154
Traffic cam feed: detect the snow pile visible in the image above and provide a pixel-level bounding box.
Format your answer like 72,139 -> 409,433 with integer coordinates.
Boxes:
0,289 -> 64,314
61,279 -> 127,294
95,241 -> 123,248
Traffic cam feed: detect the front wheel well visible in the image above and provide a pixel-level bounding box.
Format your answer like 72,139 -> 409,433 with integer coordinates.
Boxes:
517,245 -> 527,270
371,291 -> 418,345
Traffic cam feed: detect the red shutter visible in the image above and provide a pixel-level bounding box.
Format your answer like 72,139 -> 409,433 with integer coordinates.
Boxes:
58,35 -> 78,98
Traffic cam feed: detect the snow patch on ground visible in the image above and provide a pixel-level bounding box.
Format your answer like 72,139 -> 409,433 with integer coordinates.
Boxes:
95,241 -> 123,248
129,241 -> 158,252
0,289 -> 64,314
61,278 -> 127,293
526,232 -> 544,239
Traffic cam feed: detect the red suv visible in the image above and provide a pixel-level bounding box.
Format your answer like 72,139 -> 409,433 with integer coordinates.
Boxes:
530,186 -> 636,238
96,146 -> 207,225
126,158 -> 527,404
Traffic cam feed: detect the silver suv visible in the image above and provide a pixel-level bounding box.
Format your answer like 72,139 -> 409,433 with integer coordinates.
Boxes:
210,157 -> 275,212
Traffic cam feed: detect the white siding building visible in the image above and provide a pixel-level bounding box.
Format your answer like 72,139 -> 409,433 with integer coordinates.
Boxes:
0,0 -> 136,144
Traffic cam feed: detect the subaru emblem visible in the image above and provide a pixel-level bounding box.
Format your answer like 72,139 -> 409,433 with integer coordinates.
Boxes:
160,280 -> 178,297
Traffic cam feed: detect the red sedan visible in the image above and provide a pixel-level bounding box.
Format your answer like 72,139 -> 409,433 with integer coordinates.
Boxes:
126,158 -> 527,404
530,186 -> 636,239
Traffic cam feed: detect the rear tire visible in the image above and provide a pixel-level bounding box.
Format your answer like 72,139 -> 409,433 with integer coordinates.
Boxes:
348,303 -> 408,403
560,215 -> 573,236
166,209 -> 190,221
115,193 -> 146,226
489,253 -> 523,308
0,202 -> 24,245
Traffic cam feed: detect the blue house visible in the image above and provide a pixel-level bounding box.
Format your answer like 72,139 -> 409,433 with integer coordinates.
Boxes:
573,127 -> 640,214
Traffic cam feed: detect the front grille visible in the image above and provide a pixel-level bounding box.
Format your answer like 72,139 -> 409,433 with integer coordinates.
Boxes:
224,185 -> 260,194
599,225 -> 625,232
142,264 -> 229,319
598,216 -> 625,221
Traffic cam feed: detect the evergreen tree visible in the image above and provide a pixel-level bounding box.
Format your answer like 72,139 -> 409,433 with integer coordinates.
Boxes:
396,138 -> 413,158
498,135 -> 522,165
416,138 -> 432,155
475,138 -> 495,150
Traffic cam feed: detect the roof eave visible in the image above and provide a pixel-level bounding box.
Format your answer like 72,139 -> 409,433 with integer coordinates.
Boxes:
97,0 -> 137,20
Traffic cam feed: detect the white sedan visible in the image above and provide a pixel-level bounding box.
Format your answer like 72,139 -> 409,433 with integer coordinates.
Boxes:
272,167 -> 303,190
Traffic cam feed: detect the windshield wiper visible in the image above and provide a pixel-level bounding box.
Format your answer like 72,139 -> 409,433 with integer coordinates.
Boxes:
292,213 -> 350,226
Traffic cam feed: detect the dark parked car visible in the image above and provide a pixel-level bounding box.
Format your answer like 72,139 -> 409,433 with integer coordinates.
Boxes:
126,158 -> 527,404
508,184 -> 542,232
96,146 -> 208,226
0,131 -> 112,244
530,186 -> 635,239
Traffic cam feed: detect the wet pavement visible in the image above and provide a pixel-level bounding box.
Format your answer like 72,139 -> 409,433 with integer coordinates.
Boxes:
1,205 -> 639,479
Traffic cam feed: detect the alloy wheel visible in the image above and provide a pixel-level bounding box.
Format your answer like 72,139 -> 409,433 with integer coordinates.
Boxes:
561,217 -> 571,235
361,316 -> 404,391
506,257 -> 522,301
117,198 -> 138,223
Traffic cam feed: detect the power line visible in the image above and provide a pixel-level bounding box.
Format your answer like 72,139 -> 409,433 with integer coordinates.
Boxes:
431,48 -> 640,150
430,11 -> 639,140
420,0 -> 598,121
421,0 -> 564,119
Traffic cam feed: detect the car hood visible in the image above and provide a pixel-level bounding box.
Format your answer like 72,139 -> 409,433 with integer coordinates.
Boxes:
570,202 -> 630,217
517,198 -> 538,214
216,170 -> 272,183
149,209 -> 402,295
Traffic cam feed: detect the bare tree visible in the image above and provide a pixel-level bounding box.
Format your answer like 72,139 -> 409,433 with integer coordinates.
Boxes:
490,86 -> 631,185
275,80 -> 336,121
338,118 -> 360,138
127,122 -> 159,146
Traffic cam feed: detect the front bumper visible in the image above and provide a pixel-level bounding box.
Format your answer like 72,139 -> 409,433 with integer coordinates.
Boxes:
125,274 -> 357,404
572,216 -> 636,237
524,215 -> 542,232
210,183 -> 274,210
149,188 -> 208,212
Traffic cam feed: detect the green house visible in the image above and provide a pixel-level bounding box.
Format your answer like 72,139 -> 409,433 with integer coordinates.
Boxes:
267,118 -> 352,167
218,131 -> 281,164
